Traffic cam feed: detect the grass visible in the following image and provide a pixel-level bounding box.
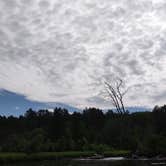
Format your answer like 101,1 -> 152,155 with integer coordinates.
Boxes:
0,153 -> 27,163
29,151 -> 95,160
0,150 -> 131,163
0,151 -> 95,163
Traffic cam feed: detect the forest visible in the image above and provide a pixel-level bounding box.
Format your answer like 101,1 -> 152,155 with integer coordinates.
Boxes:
0,105 -> 166,156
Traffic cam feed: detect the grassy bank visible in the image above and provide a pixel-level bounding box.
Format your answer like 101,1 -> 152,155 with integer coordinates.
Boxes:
0,153 -> 27,163
0,150 -> 131,163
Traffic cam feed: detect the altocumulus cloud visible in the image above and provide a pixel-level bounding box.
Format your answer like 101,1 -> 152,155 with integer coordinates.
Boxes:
0,0 -> 166,108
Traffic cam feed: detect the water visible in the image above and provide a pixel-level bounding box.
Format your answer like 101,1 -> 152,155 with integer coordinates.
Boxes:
2,159 -> 166,166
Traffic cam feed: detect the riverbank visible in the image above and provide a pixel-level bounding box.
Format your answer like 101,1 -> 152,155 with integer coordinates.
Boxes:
0,150 -> 131,163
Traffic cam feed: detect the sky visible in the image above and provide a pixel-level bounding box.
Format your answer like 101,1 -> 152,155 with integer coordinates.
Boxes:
0,90 -> 47,116
0,90 -> 81,116
0,0 -> 166,113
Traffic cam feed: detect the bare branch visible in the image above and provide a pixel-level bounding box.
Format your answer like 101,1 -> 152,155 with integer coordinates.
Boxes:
122,87 -> 130,97
104,79 -> 128,114
105,81 -> 122,113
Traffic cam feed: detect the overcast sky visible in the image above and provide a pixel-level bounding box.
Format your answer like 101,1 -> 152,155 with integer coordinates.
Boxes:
0,0 -> 166,109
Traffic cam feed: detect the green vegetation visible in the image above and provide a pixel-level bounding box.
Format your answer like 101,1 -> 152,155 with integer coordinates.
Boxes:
0,153 -> 26,163
0,105 -> 166,158
29,151 -> 95,160
0,150 -> 131,163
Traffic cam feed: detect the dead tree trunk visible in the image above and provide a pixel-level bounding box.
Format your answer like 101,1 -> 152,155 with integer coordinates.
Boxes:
104,78 -> 128,114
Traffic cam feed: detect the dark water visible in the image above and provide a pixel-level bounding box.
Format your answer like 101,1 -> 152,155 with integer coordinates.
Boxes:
2,159 -> 166,166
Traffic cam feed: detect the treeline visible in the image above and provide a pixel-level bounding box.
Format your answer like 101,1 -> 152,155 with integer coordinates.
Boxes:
0,105 -> 166,155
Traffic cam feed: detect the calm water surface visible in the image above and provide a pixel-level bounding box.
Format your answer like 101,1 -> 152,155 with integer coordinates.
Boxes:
2,159 -> 166,166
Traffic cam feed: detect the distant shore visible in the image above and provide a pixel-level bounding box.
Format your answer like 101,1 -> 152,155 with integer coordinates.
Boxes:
0,150 -> 131,163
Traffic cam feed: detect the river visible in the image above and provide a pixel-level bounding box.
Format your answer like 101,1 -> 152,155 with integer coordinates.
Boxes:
2,158 -> 166,166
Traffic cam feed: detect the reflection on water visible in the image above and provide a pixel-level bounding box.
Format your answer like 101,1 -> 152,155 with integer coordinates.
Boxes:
2,159 -> 166,166
72,160 -> 152,166
2,160 -> 70,166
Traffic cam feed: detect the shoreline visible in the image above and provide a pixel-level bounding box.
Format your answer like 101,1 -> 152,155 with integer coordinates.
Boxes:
2,150 -> 166,164
0,150 -> 130,163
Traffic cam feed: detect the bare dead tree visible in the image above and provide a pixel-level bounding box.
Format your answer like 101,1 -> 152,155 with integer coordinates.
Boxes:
104,78 -> 129,114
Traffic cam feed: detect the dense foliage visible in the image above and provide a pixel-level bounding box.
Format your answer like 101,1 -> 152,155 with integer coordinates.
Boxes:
0,105 -> 166,155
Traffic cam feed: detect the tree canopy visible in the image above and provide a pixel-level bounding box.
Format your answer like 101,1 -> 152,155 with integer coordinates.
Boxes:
0,105 -> 166,156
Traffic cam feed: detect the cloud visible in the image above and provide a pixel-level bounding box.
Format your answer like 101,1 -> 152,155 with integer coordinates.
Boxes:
0,0 -> 166,109
15,106 -> 20,110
